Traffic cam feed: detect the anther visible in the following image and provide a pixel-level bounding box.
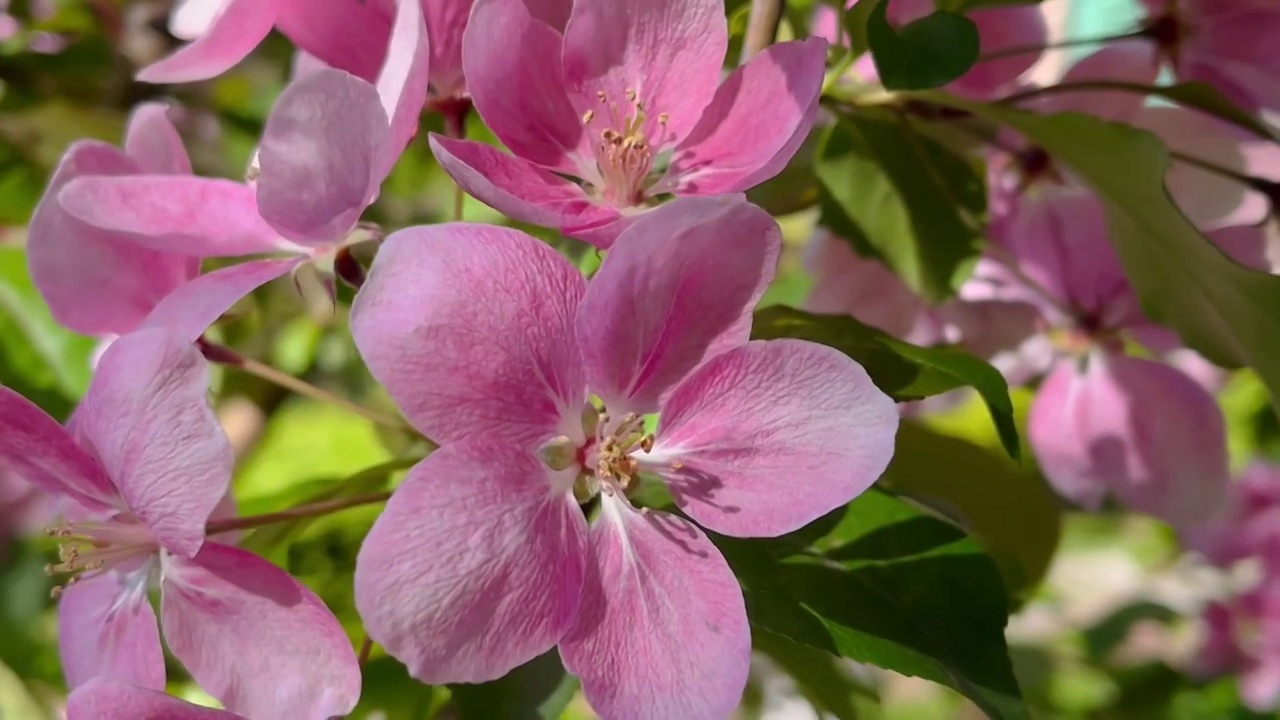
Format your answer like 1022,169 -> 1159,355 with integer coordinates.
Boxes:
583,110 -> 595,124
658,113 -> 669,125
640,434 -> 654,453
625,88 -> 637,103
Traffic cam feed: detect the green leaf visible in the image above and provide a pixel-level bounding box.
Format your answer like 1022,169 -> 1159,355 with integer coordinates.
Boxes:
927,95 -> 1280,416
815,113 -> 985,302
752,305 -> 1019,458
451,651 -> 580,720
754,628 -> 878,720
715,490 -> 1029,720
0,245 -> 95,419
354,657 -> 449,720
878,423 -> 1060,596
868,0 -> 980,90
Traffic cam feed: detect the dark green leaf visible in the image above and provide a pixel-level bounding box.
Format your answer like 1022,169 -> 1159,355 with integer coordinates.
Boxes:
450,651 -> 579,720
355,657 -> 448,720
752,306 -> 1019,458
815,114 -> 985,303
927,95 -> 1280,417
868,0 -> 980,90
715,490 -> 1029,720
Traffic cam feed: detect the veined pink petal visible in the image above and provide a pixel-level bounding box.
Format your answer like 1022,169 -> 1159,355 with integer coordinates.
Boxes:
577,197 -> 780,414
161,545 -> 361,719
560,496 -> 751,720
652,340 -> 898,537
375,0 -> 431,168
949,6 -> 1047,98
561,0 -> 727,145
137,0 -> 281,83
355,443 -> 588,683
58,175 -> 287,257
58,569 -> 165,692
524,0 -> 572,30
1041,41 -> 1160,121
429,135 -> 616,233
68,680 -> 247,720
76,330 -> 232,558
124,103 -> 192,175
350,222 -> 587,446
0,387 -> 115,512
138,257 -> 303,342
257,70 -> 390,244
462,0 -> 583,171
29,142 -> 199,337
424,0 -> 473,97
668,38 -> 826,195
276,0 -> 394,82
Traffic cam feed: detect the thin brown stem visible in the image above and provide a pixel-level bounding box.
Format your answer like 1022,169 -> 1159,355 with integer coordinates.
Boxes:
205,491 -> 393,535
740,0 -> 784,64
357,636 -> 374,667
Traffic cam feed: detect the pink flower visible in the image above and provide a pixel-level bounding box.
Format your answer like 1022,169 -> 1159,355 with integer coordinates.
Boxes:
55,0 -> 429,324
68,679 -> 245,719
429,0 -> 828,247
813,0 -> 1047,98
1142,0 -> 1280,115
1185,463 -> 1280,571
0,330 -> 360,719
0,469 -> 53,541
1197,580 -> 1280,712
349,198 -> 898,717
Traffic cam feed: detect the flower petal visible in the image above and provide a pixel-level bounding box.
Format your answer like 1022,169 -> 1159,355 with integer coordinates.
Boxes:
355,443 -> 587,683
67,680 -> 247,720
429,135 -> 616,234
463,0 -> 583,171
58,569 -> 165,692
58,175 -> 287,257
560,497 -> 751,720
124,103 -> 192,175
137,0 -> 280,83
257,69 -> 390,244
1042,41 -> 1160,121
949,6 -> 1046,98
351,221 -> 587,446
28,142 -> 199,337
577,197 -> 779,414
138,257 -> 302,342
275,0 -> 393,81
668,38 -> 826,195
424,0 -> 474,98
0,387 -> 115,512
76,330 -> 232,558
650,340 -> 898,537
160,545 -> 361,719
375,0 -> 432,167
561,0 -> 727,145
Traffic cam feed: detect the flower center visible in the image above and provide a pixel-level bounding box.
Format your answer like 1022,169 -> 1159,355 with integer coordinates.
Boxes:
584,89 -> 671,207
1143,2 -> 1193,68
539,403 -> 659,503
44,518 -> 156,598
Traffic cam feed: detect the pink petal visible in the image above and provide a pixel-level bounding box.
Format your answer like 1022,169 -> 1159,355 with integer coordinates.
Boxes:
0,387 -> 115,512
423,0 -> 473,97
949,6 -> 1046,98
58,569 -> 165,692
257,70 -> 389,244
374,0 -> 432,167
160,544 -> 361,719
577,197 -> 780,414
28,142 -> 199,337
76,330 -> 232,558
138,257 -> 303,342
560,497 -> 751,720
137,0 -> 280,83
561,0 -> 727,145
275,0 -> 393,82
463,0 -> 583,170
350,222 -> 587,446
124,103 -> 192,175
429,135 -> 616,234
668,38 -> 826,195
67,680 -> 247,720
651,340 -> 898,537
1042,41 -> 1160,121
1028,351 -> 1230,528
169,0 -> 229,40
355,443 -> 588,683
58,175 -> 287,257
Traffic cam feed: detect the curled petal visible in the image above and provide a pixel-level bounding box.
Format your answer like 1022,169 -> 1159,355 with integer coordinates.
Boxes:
375,0 -> 432,168
652,340 -> 898,537
560,497 -> 751,720
275,0 -> 393,81
124,103 -> 192,175
351,222 -> 587,446
423,0 -> 472,97
577,197 -> 780,414
161,544 -> 361,719
138,257 -> 303,342
68,680 -> 247,720
137,0 -> 280,83
0,387 -> 115,512
77,330 -> 232,558
59,569 -> 165,693
355,443 -> 588,683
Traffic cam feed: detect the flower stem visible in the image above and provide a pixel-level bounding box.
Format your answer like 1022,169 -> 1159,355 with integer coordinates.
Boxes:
996,79 -> 1159,106
740,0 -> 784,63
977,31 -> 1147,63
204,490 -> 393,535
197,339 -> 409,431
358,636 -> 374,666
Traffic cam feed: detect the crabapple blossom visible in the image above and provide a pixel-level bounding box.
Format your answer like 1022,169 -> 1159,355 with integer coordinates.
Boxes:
1198,580 -> 1280,712
1186,463 -> 1280,572
430,0 -> 827,247
0,330 -> 360,719
349,198 -> 898,718
68,679 -> 246,719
